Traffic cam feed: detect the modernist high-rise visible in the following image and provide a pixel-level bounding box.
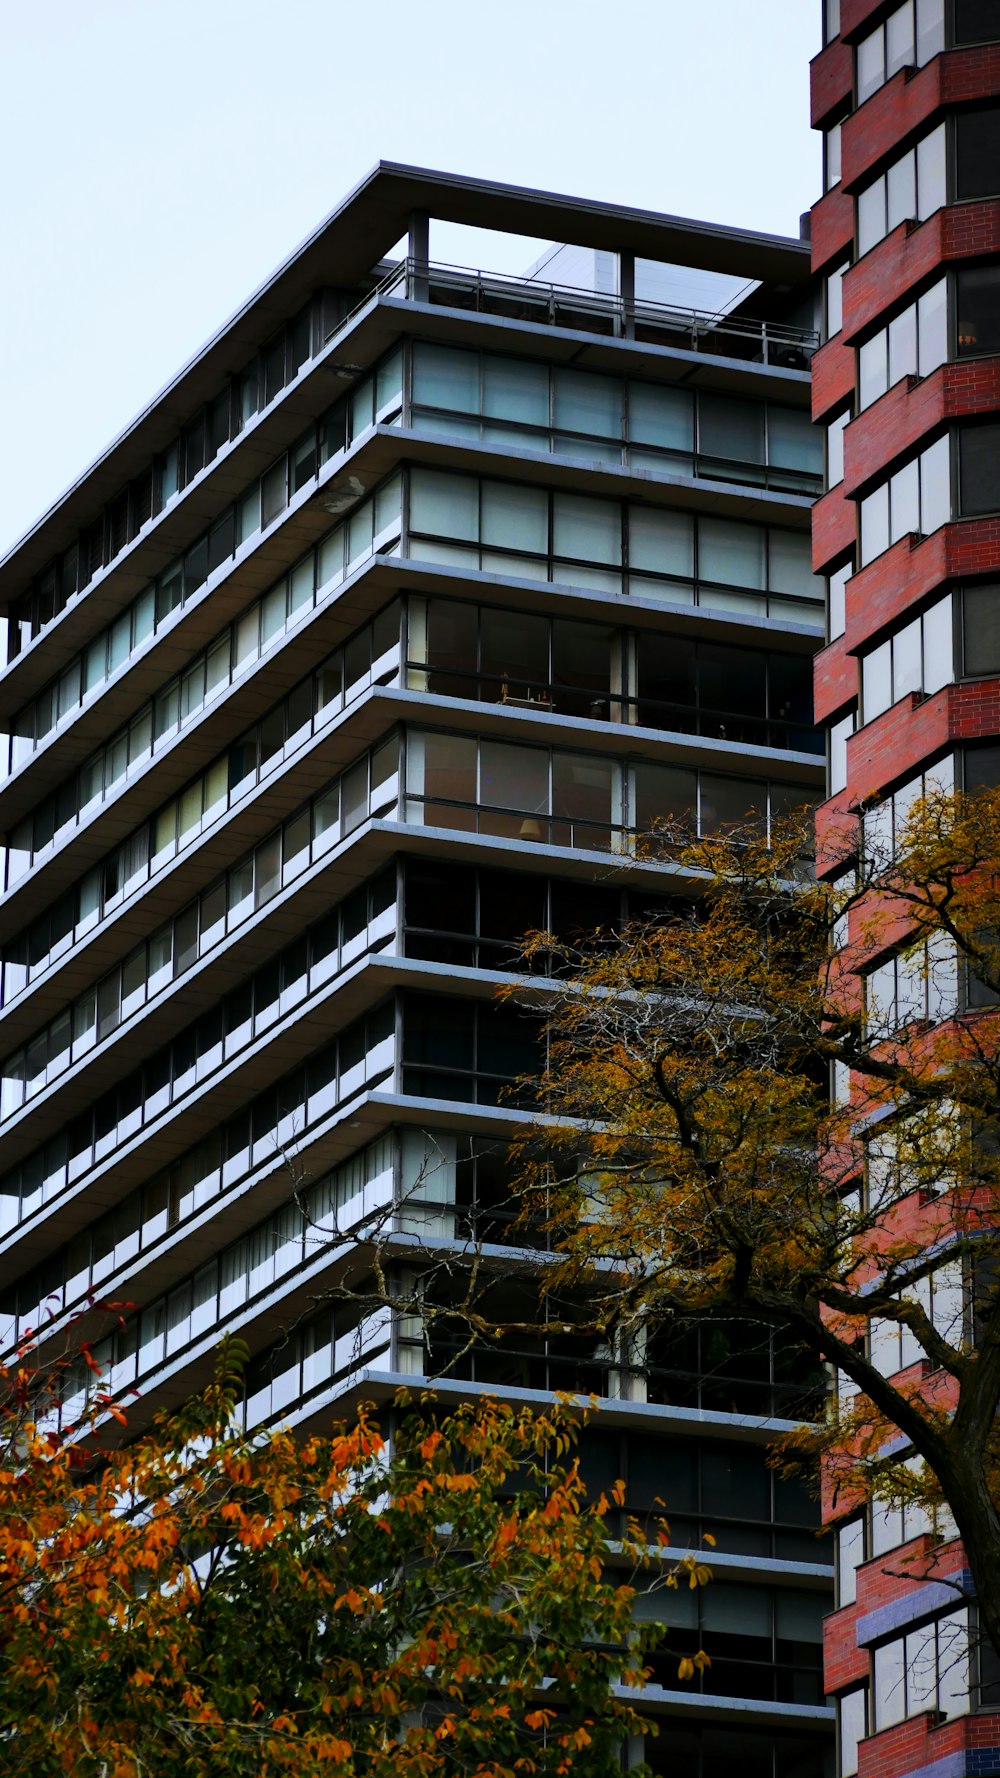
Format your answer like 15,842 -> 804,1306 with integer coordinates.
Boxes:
0,164 -> 831,1776
810,4 -> 1000,1778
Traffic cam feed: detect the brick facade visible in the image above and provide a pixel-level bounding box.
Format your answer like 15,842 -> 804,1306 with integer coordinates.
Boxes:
810,11 -> 1000,1778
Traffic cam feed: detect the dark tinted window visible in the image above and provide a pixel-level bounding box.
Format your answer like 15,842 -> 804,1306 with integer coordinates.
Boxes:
964,743 -> 1000,791
956,266 -> 1000,357
955,109 -> 1000,201
959,422 -> 1000,516
962,583 -> 1000,676
955,0 -> 1000,46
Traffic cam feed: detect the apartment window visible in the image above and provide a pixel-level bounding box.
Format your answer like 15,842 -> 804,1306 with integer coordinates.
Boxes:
859,434 -> 951,564
838,1686 -> 867,1777
955,0 -> 1000,44
857,277 -> 948,409
873,1610 -> 969,1728
956,265 -> 1000,356
826,260 -> 849,340
824,0 -> 840,44
836,1518 -> 866,1608
954,107 -> 1000,201
958,422 -> 1000,515
861,593 -> 954,719
856,123 -> 947,256
825,121 -> 843,191
829,709 -> 855,794
862,756 -> 955,865
856,1 -> 945,105
827,409 -> 850,487
960,583 -> 1000,675
828,559 -> 851,641
865,932 -> 958,1032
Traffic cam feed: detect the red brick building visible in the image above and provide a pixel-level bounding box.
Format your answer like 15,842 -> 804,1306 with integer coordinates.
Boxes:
810,4 -> 1000,1777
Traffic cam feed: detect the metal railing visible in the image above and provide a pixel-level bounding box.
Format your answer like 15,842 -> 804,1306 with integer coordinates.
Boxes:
376,258 -> 819,367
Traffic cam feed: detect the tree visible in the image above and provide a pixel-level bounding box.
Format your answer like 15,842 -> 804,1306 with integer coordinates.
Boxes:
502,786 -> 1000,1661
0,1335 -> 707,1777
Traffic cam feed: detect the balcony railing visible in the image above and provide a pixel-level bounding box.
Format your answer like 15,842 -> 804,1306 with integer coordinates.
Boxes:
378,258 -> 819,368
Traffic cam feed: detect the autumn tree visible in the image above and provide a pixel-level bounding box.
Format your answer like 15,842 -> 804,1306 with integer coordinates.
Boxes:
499,784 -> 1000,1661
0,1335 -> 706,1777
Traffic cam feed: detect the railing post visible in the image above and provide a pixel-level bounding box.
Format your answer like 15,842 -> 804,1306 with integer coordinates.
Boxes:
618,252 -> 636,339
408,211 -> 430,303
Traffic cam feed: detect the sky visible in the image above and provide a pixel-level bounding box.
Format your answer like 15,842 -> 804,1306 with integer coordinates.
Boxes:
0,0 -> 822,559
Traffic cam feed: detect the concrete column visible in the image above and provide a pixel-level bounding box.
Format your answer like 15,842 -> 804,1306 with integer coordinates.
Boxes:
408,210 -> 430,303
619,251 -> 636,338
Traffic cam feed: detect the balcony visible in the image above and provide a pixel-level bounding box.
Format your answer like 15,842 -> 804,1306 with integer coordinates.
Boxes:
378,258 -> 820,369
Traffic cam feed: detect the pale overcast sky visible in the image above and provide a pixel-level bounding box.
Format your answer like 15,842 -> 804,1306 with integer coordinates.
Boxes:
0,0 -> 821,558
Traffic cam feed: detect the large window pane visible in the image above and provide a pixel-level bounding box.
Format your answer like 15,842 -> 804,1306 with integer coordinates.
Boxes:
699,774 -> 767,833
409,469 -> 479,541
768,528 -> 816,598
412,344 -> 479,414
481,481 -> 548,555
699,518 -> 765,589
480,741 -> 548,814
699,394 -> 764,465
959,424 -> 1000,517
857,181 -> 886,257
629,384 -> 694,453
962,583 -> 1000,676
413,733 -> 477,806
955,109 -> 1000,202
553,369 -> 620,441
916,122 -> 948,216
552,753 -> 615,830
482,355 -> 548,426
891,457 -> 920,542
957,267 -> 1000,358
888,305 -> 918,386
920,433 -> 952,534
552,493 -> 620,565
481,608 -> 548,701
631,762 -> 697,832
887,151 -> 917,233
955,0 -> 1000,44
629,506 -> 694,576
768,406 -> 822,473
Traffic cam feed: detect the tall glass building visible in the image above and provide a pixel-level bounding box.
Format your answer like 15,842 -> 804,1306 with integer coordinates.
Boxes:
0,163 -> 831,1776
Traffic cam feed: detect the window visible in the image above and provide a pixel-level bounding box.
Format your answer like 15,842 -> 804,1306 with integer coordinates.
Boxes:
827,410 -> 850,488
829,709 -> 855,794
824,121 -> 843,191
856,1 -> 945,105
861,593 -> 954,720
828,559 -> 851,641
409,344 -> 820,492
838,1686 -> 867,1777
836,1518 -> 866,1608
955,0 -> 1000,45
961,583 -> 1000,676
872,1610 -> 969,1727
406,468 -> 823,624
865,932 -> 958,1032
858,278 -> 948,409
826,261 -> 849,340
824,0 -> 840,44
959,422 -> 1000,516
862,756 -> 955,866
856,124 -> 947,256
859,434 -> 951,565
954,107 -> 1000,201
956,265 -> 1000,357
